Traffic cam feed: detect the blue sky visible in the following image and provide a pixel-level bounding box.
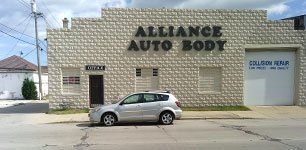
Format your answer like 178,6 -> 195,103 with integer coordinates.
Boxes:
0,0 -> 305,66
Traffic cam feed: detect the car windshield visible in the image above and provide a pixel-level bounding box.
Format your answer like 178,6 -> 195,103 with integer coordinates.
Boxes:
112,94 -> 130,104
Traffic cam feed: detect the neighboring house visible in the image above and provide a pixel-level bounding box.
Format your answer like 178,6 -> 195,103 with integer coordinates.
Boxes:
282,14 -> 306,30
0,55 -> 48,99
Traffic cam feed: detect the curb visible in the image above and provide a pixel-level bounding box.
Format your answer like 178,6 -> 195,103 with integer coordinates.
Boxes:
45,117 -> 259,124
180,117 -> 256,120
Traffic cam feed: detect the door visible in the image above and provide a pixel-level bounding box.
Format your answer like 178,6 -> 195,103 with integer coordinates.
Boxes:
141,93 -> 163,121
89,75 -> 104,108
244,51 -> 295,105
117,94 -> 142,121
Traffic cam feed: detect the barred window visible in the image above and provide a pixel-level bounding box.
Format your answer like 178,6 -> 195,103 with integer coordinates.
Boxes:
136,69 -> 141,76
63,77 -> 80,84
153,68 -> 158,76
62,69 -> 80,94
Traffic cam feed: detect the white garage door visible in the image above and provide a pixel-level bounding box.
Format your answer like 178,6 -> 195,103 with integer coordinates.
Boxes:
244,51 -> 295,105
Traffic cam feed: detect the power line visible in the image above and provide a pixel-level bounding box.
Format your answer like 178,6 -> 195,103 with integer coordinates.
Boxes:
21,40 -> 45,59
0,21 -> 35,39
42,15 -> 52,28
41,1 -> 61,27
17,0 -> 31,9
22,47 -> 36,58
0,14 -> 31,37
0,29 -> 35,46
5,17 -> 33,58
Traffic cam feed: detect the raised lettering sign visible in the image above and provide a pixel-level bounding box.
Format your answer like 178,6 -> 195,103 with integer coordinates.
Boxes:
128,26 -> 227,51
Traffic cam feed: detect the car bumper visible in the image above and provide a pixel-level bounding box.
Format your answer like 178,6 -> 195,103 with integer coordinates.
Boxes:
174,109 -> 183,119
88,112 -> 101,123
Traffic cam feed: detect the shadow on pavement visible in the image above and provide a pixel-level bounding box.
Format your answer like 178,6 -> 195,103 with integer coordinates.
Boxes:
76,122 -> 168,128
0,103 -> 49,114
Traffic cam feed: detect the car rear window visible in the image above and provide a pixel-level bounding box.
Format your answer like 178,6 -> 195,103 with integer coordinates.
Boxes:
157,94 -> 169,101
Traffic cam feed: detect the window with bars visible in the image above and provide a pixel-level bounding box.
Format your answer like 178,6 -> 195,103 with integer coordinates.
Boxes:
199,67 -> 222,93
135,68 -> 159,92
136,68 -> 141,76
62,69 -> 80,94
153,68 -> 158,76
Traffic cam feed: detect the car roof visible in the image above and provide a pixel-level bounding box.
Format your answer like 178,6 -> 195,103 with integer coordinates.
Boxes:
132,91 -> 171,95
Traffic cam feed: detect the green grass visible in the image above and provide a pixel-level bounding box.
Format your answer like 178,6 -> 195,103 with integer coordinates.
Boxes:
47,108 -> 90,115
182,106 -> 250,111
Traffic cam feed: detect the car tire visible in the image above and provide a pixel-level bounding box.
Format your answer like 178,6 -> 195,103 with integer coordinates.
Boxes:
102,113 -> 116,126
159,111 -> 174,125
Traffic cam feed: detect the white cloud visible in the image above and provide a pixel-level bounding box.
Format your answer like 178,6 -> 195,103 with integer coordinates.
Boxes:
127,0 -> 288,9
266,3 -> 289,15
0,0 -> 293,41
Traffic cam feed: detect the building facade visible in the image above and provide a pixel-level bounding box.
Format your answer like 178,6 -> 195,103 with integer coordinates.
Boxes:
47,8 -> 306,109
0,55 -> 48,99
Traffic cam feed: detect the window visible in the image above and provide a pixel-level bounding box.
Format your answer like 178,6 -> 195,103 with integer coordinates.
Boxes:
136,69 -> 141,76
135,68 -> 159,92
143,94 -> 155,102
199,67 -> 221,93
62,69 -> 80,94
153,69 -> 158,76
156,94 -> 169,101
122,94 -> 140,104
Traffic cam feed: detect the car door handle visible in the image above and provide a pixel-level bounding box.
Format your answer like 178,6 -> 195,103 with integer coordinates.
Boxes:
136,105 -> 141,107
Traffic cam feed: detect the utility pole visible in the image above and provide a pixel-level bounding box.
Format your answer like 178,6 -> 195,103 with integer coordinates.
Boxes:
31,0 -> 43,100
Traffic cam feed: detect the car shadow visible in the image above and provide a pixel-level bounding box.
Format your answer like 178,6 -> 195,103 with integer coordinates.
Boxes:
76,122 -> 171,128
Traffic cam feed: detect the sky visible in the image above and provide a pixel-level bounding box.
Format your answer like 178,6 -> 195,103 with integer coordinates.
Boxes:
0,0 -> 305,66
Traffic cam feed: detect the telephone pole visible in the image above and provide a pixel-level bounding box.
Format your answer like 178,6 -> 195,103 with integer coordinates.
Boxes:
31,0 -> 43,100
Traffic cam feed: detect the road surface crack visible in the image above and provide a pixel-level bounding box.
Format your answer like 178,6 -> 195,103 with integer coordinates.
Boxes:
158,125 -> 178,143
209,121 -> 303,150
73,127 -> 95,149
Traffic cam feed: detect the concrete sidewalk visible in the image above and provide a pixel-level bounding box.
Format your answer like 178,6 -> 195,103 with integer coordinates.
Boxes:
182,106 -> 306,120
34,106 -> 306,124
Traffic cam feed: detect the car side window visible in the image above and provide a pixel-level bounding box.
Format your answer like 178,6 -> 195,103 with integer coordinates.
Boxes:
143,94 -> 156,103
156,94 -> 169,101
122,94 -> 141,105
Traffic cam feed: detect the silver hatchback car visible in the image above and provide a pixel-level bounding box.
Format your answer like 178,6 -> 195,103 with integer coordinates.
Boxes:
89,91 -> 182,126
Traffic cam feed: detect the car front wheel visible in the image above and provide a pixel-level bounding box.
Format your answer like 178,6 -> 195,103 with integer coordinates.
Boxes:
102,113 -> 116,126
159,111 -> 174,125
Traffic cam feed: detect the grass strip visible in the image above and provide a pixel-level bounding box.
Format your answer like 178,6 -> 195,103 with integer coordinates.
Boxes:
182,106 -> 250,111
47,108 -> 90,115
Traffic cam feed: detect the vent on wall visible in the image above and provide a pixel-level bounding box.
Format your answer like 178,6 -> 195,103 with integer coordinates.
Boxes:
199,67 -> 222,93
135,68 -> 159,92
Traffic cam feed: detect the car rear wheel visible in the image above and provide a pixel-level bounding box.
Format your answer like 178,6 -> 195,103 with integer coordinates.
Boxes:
159,111 -> 174,125
102,113 -> 116,126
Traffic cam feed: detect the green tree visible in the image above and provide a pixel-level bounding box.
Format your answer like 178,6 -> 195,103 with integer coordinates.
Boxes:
22,78 -> 37,100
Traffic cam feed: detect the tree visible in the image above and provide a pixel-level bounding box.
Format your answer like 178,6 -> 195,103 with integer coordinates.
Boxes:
22,78 -> 37,100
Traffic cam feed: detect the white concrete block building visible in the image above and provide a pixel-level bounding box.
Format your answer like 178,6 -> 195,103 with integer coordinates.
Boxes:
47,8 -> 306,109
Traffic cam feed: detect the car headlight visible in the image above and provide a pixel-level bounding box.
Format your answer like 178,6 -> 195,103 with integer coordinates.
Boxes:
93,107 -> 102,112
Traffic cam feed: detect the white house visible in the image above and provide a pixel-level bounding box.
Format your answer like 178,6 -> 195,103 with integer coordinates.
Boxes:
0,55 -> 48,99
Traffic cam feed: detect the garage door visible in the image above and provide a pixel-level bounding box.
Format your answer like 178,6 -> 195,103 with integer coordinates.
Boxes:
244,51 -> 295,105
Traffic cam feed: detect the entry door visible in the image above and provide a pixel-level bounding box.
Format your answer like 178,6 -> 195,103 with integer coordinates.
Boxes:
244,51 -> 295,105
89,75 -> 104,107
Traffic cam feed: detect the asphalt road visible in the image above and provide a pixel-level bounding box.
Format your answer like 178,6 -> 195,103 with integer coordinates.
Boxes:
0,115 -> 305,150
0,103 -> 49,113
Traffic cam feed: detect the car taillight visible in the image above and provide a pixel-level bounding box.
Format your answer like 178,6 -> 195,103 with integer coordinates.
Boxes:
175,101 -> 181,108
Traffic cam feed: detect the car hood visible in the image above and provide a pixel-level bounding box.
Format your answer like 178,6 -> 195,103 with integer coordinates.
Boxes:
100,104 -> 118,109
